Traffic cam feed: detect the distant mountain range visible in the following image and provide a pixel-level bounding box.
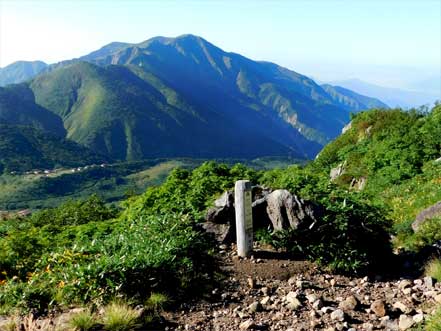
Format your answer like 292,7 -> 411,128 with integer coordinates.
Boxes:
0,34 -> 389,172
328,78 -> 440,109
0,61 -> 48,86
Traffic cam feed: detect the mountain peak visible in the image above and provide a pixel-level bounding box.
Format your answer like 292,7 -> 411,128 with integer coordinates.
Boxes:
140,34 -> 211,48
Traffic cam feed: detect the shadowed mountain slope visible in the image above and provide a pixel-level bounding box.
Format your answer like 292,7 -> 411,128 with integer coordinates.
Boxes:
1,35 -> 390,161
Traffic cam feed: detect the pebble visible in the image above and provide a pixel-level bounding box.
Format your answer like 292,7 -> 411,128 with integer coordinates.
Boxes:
248,301 -> 262,313
413,313 -> 424,323
239,319 -> 256,330
398,314 -> 415,330
393,301 -> 410,314
370,299 -> 386,317
330,309 -> 345,321
424,276 -> 434,289
338,295 -> 358,311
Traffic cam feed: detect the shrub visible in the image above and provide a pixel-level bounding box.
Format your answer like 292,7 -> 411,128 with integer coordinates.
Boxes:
0,195 -> 117,282
425,259 -> 441,282
69,309 -> 96,331
101,301 -> 140,331
145,292 -> 169,315
414,218 -> 441,248
262,166 -> 392,272
426,306 -> 441,331
29,194 -> 118,228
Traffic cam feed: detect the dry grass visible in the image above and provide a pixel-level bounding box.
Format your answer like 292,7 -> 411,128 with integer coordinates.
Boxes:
68,309 -> 96,331
425,259 -> 441,282
101,301 -> 140,331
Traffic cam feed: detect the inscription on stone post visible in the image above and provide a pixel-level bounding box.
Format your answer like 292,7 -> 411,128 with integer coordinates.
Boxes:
235,180 -> 253,257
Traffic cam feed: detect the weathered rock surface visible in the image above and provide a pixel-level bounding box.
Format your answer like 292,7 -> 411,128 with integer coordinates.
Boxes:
203,191 -> 236,243
330,162 -> 346,181
203,187 -> 323,242
412,201 -> 441,231
265,189 -> 322,231
370,299 -> 387,317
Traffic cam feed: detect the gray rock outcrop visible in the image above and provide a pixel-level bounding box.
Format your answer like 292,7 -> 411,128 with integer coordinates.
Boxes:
204,186 -> 323,242
412,201 -> 441,232
265,189 -> 321,231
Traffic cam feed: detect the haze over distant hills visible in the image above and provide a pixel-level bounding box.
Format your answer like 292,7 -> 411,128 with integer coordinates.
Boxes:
0,61 -> 48,87
328,78 -> 440,109
0,34 -> 390,171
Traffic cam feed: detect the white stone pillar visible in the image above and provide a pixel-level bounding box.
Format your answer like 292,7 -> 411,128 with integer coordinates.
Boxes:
235,180 -> 253,257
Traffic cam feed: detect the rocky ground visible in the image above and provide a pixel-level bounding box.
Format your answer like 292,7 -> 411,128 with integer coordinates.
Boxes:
1,244 -> 439,331
164,244 -> 439,331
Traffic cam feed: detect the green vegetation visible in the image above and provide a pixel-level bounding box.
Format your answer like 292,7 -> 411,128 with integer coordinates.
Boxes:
68,309 -> 96,331
426,307 -> 441,331
145,292 -> 169,316
1,35 -> 391,166
101,301 -> 140,331
0,159 -> 197,210
0,124 -> 106,175
0,157 -> 296,211
0,60 -> 47,86
0,105 -> 439,318
425,259 -> 441,282
0,84 -> 64,136
321,84 -> 388,111
313,104 -> 441,251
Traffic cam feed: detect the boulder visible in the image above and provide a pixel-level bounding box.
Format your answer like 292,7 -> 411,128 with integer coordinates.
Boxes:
206,191 -> 235,224
203,186 -> 323,242
203,191 -> 236,243
200,222 -> 233,243
398,314 -> 414,330
265,189 -> 322,231
412,201 -> 441,232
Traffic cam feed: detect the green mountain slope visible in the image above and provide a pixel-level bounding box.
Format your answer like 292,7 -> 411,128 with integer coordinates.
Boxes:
29,61 -> 314,160
0,61 -> 47,86
2,35 -> 392,162
315,105 -> 441,193
0,84 -> 65,136
81,35 -> 350,143
311,104 -> 441,250
0,124 -> 106,174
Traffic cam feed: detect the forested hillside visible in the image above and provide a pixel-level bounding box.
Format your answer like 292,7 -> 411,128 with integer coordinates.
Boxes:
0,35 -> 390,166
0,125 -> 106,174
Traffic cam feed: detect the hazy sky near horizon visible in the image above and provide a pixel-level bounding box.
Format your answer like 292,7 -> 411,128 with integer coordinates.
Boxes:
0,0 -> 440,89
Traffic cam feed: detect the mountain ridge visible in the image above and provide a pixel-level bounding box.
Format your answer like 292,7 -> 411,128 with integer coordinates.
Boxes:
0,34 -> 390,165
328,78 -> 439,108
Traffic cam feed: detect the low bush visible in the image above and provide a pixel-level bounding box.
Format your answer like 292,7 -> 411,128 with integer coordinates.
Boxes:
145,292 -> 169,315
0,211 -> 213,312
261,166 -> 392,272
69,309 -> 96,331
101,301 -> 140,331
426,306 -> 441,331
425,259 -> 441,282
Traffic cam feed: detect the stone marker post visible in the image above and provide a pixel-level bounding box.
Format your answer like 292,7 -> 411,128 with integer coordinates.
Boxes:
235,180 -> 253,257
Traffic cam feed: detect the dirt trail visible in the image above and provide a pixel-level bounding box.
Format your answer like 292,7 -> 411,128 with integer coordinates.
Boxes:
164,246 -> 439,331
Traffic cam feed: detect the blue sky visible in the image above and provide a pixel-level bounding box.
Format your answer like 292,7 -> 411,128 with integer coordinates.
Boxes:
0,0 -> 440,89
